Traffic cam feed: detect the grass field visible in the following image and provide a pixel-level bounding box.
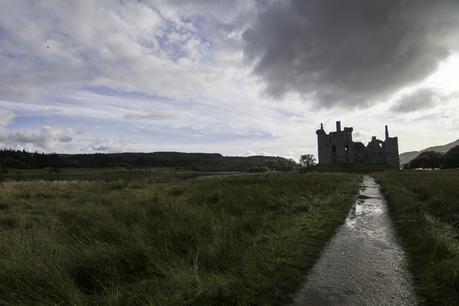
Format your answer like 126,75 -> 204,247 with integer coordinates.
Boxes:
0,167 -> 226,182
0,172 -> 360,305
374,171 -> 459,305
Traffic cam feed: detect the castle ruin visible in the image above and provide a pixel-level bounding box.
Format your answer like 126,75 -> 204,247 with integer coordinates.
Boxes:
316,121 -> 399,168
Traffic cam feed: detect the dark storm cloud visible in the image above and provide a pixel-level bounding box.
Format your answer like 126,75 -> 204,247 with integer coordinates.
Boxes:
243,0 -> 459,108
391,88 -> 459,113
391,89 -> 437,113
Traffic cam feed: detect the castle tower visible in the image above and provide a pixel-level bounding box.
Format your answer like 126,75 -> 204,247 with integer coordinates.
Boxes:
383,125 -> 400,168
316,121 -> 354,165
316,123 -> 327,164
316,121 -> 400,168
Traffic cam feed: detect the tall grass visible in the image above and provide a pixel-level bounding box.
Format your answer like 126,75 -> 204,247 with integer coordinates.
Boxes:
374,171 -> 459,305
0,173 -> 360,305
0,167 -> 210,182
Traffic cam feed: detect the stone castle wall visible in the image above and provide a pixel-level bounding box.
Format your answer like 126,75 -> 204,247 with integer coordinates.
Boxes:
316,121 -> 400,168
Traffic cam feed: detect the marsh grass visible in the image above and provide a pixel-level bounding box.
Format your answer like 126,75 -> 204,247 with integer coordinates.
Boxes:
0,173 -> 360,305
374,171 -> 459,305
0,167 -> 218,182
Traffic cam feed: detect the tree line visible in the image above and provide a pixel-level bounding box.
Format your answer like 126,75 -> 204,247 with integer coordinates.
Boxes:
406,145 -> 459,169
0,149 -> 297,172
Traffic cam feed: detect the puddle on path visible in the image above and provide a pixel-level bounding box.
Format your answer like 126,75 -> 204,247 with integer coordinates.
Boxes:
291,176 -> 417,306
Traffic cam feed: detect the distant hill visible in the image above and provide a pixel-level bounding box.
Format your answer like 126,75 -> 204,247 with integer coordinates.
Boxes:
400,139 -> 459,166
0,150 -> 297,172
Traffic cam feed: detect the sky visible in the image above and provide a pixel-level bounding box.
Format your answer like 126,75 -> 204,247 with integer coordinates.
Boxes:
1,0 -> 458,160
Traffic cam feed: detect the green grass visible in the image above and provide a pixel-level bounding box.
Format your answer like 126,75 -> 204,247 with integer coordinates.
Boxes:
373,170 -> 459,305
0,172 -> 360,305
0,167 -> 238,182
311,163 -> 392,173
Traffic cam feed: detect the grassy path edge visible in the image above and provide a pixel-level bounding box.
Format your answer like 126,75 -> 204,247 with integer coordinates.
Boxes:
373,172 -> 459,306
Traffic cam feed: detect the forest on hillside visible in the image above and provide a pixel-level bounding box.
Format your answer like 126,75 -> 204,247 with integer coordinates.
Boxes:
0,149 -> 297,172
406,145 -> 459,169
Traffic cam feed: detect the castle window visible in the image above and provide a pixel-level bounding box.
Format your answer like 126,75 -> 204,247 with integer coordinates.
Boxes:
345,145 -> 349,152
332,145 -> 336,153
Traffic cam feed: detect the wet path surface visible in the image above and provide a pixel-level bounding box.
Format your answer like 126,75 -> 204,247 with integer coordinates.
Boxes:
292,176 -> 417,306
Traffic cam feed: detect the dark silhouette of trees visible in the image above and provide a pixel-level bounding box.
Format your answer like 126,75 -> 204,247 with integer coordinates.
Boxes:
408,151 -> 443,169
0,149 -> 297,172
444,145 -> 459,168
407,145 -> 459,169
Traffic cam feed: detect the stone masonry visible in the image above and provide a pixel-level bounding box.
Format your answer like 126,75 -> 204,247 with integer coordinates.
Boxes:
316,121 -> 399,168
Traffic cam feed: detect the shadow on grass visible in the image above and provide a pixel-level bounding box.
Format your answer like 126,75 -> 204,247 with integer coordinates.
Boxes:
0,172 -> 361,305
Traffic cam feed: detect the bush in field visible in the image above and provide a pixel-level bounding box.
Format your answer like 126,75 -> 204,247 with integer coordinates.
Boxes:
299,154 -> 316,170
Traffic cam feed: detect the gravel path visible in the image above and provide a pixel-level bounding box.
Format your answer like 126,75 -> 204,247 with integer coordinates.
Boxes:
291,175 -> 417,306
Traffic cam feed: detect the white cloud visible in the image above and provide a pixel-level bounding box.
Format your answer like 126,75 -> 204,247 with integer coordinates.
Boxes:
87,139 -> 127,153
0,0 -> 458,158
0,0 -> 254,105
0,126 -> 75,151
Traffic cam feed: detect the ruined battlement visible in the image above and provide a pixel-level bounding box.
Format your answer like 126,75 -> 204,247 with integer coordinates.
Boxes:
316,121 -> 400,168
